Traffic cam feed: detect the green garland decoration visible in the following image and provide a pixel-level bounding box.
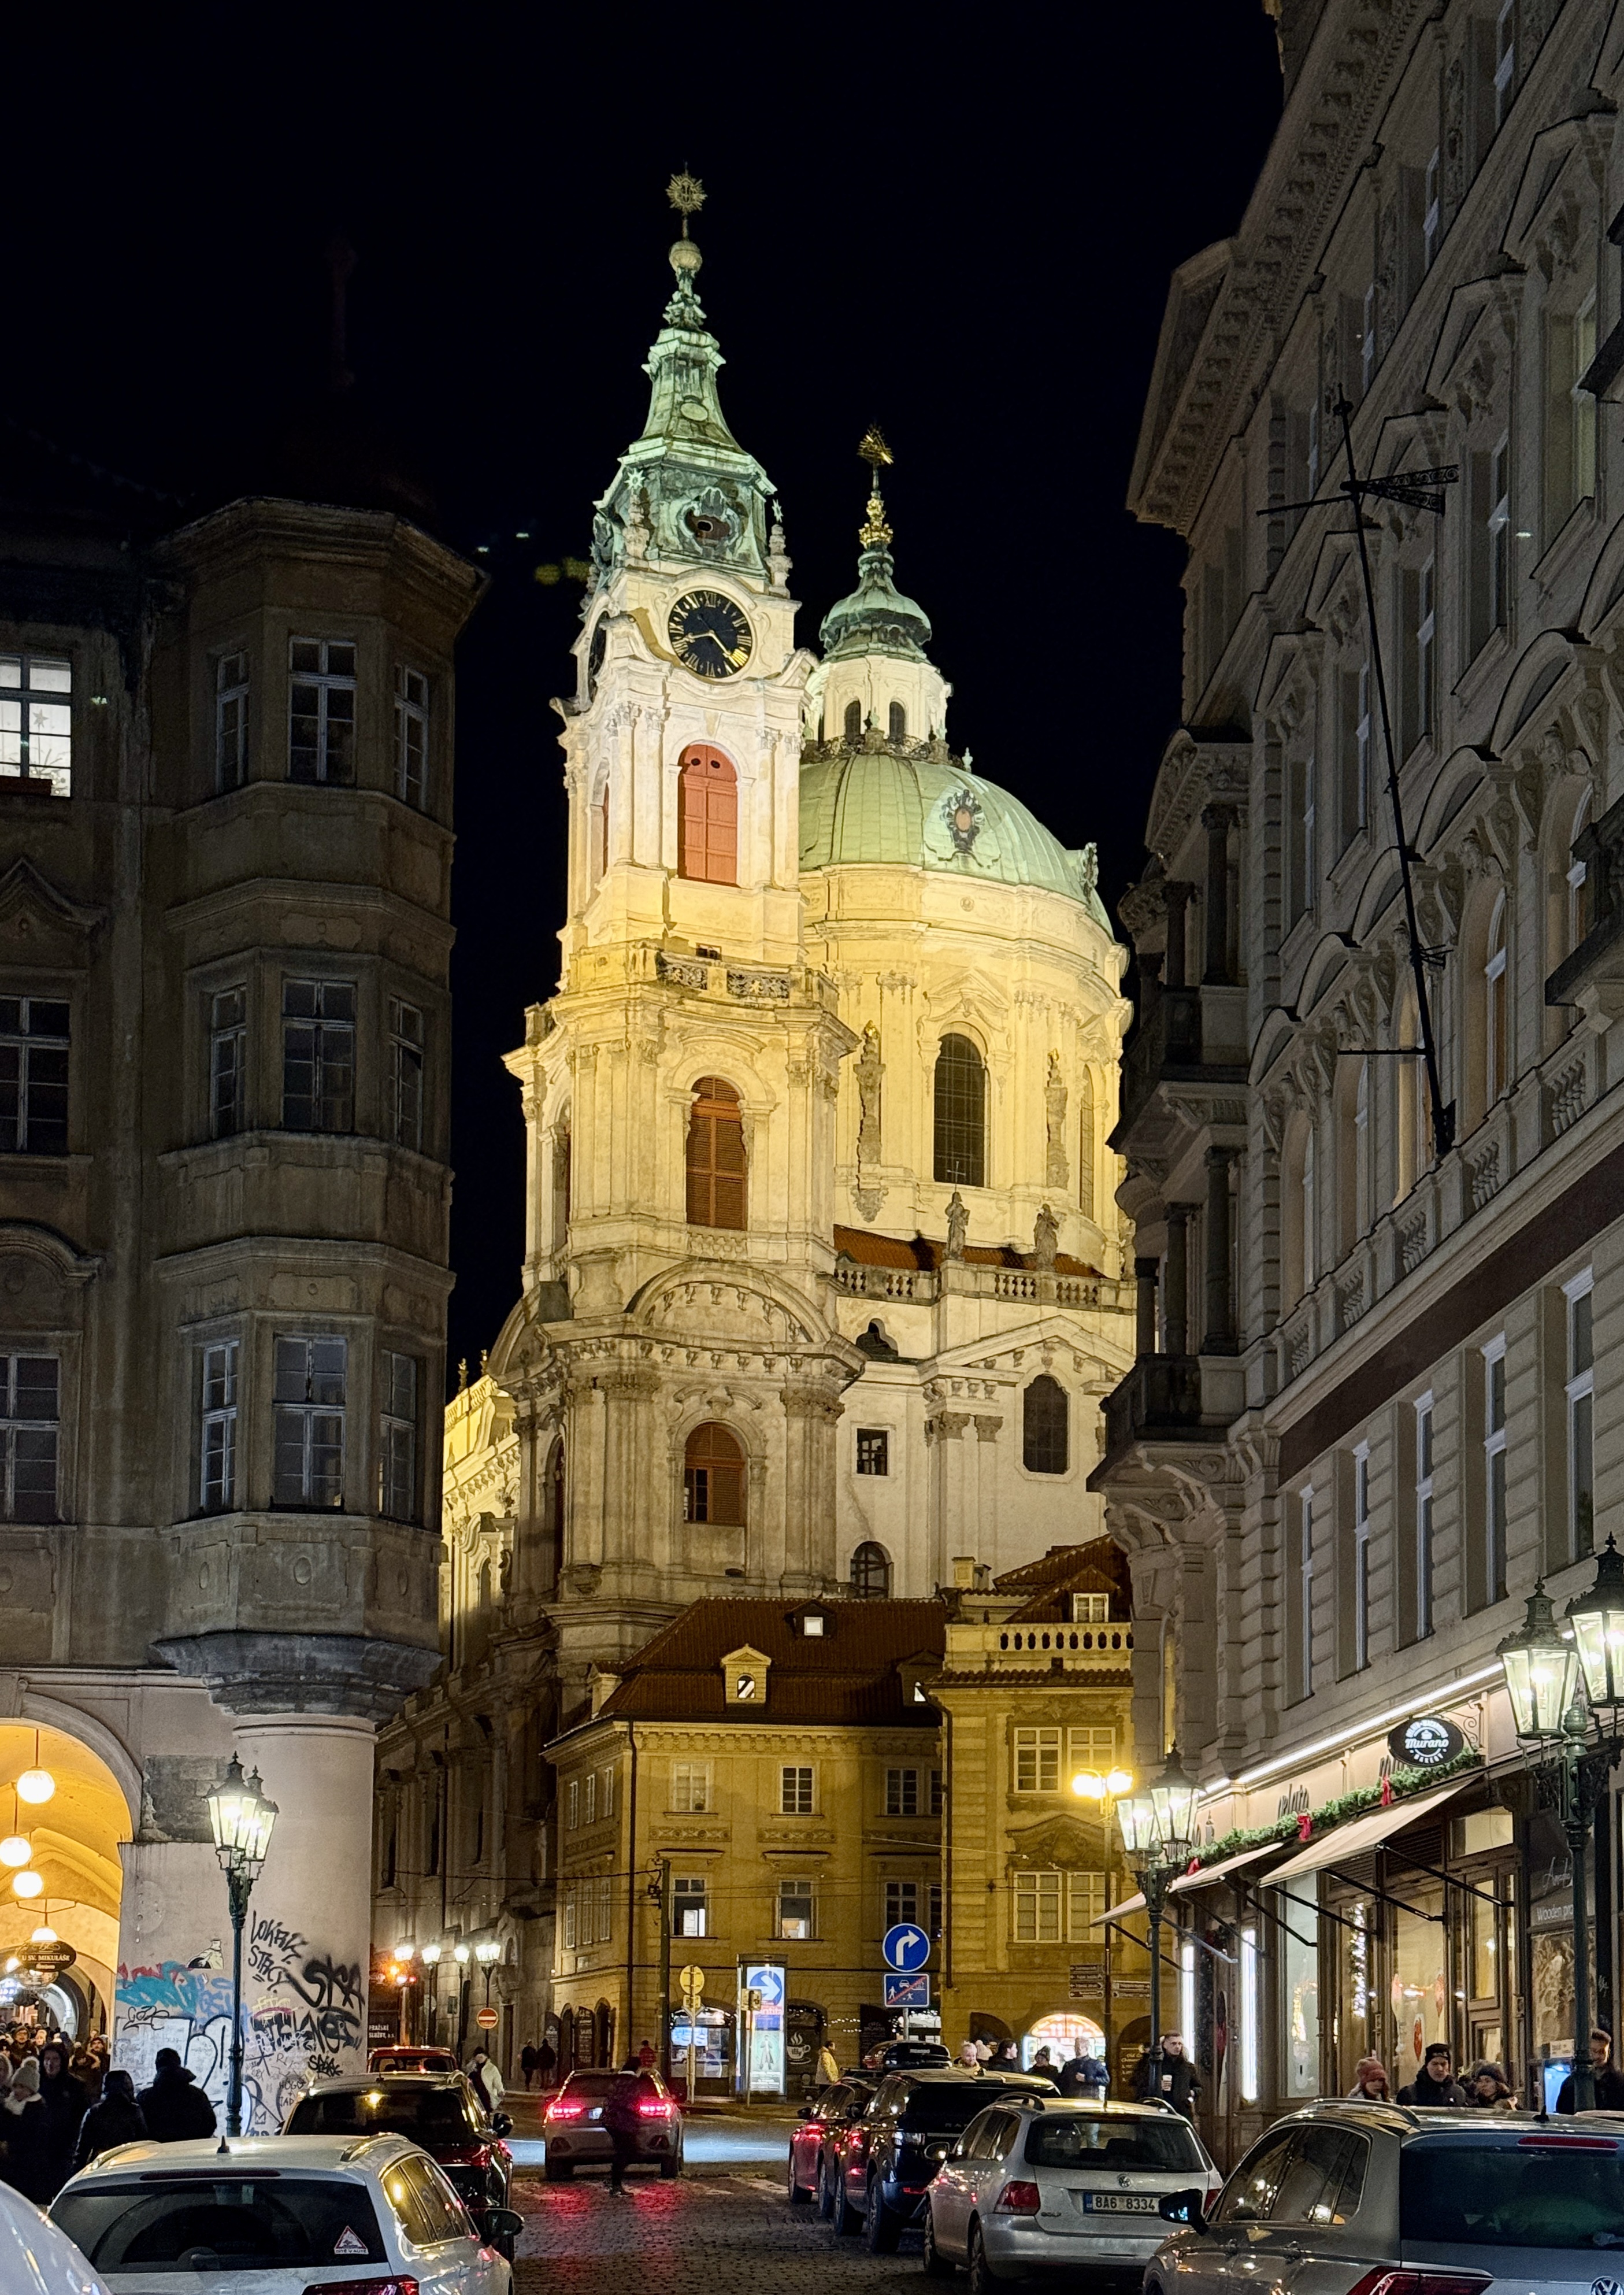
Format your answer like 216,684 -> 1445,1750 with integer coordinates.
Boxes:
1183,1746 -> 1484,1874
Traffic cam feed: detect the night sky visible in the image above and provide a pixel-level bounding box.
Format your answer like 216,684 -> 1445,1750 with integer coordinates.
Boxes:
12,7 -> 1281,1375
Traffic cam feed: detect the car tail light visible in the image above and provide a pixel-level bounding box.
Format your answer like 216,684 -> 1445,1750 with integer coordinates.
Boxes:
1347,2274 -> 1493,2295
994,2181 -> 1042,2215
639,2098 -> 671,2116
305,2281 -> 419,2295
547,2099 -> 586,2120
1518,2133 -> 1618,2150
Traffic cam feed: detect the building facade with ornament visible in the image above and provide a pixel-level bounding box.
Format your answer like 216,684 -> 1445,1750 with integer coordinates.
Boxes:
1095,0 -> 1624,2168
371,194 -> 1136,2072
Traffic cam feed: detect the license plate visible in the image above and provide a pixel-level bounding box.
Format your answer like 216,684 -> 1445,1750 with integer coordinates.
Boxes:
1081,2192 -> 1157,2213
588,2107 -> 603,2122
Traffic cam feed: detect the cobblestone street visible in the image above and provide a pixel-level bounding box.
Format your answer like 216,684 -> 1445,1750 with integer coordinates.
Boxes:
509,2118 -> 926,2294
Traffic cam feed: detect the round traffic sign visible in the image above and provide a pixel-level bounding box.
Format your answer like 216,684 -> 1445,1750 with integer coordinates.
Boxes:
883,1922 -> 930,1974
476,2005 -> 499,2029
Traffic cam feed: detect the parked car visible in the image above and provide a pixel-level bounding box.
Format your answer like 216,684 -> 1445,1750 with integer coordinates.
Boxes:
926,2098 -> 1222,2292
1147,2102 -> 1624,2295
872,2041 -> 952,2072
833,2067 -> 1058,2251
788,2077 -> 876,2205
50,2133 -> 522,2294
0,2180 -> 110,2295
369,2044 -> 460,2075
541,2066 -> 684,2180
282,2072 -> 515,2252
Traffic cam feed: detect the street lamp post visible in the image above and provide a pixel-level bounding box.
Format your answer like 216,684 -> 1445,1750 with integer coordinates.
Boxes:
201,1757 -> 278,2139
1071,1765 -> 1134,2078
1497,1542 -> 1624,2112
1112,1749 -> 1200,2080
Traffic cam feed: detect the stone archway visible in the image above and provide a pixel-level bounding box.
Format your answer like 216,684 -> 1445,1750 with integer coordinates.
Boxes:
0,1722 -> 127,2045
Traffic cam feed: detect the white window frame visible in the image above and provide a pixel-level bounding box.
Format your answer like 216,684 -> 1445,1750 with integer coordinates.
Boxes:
1485,894 -> 1508,1102
281,978 -> 356,1134
1352,1441 -> 1371,1673
777,1875 -> 815,1941
1423,148 -> 1441,269
0,994 -> 71,1154
1070,1593 -> 1110,1624
584,1772 -> 596,1826
1565,1268 -> 1595,1563
201,1339 -> 239,1514
379,1349 -> 418,1523
209,987 -> 247,1140
215,649 -> 250,792
673,1874 -> 708,1938
0,1354 -> 60,1524
390,998 -> 425,1152
596,1872 -> 613,1944
0,653 -> 72,795
566,1778 -> 580,1830
1415,1390 -> 1435,1638
1482,1335 -> 1508,1603
394,665 -> 429,806
780,1764 -> 814,1817
1355,1058 -> 1371,1235
288,638 -> 357,785
272,1334 -> 347,1508
885,1878 -> 919,1931
886,1766 -> 921,1816
1013,1728 -> 1061,1794
672,1761 -> 711,1815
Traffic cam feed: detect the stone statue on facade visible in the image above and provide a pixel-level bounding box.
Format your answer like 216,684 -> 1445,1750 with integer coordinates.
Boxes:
944,1190 -> 969,1261
856,1024 -> 883,1166
1033,1202 -> 1059,1268
1044,1052 -> 1069,1189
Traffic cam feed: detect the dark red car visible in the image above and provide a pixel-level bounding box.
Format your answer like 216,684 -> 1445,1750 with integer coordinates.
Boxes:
788,2078 -> 875,2205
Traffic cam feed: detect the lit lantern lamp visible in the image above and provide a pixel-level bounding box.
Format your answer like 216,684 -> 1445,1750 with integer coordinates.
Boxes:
15,1768 -> 54,1807
12,1870 -> 43,1900
201,1756 -> 278,2139
0,1838 -> 30,1869
1567,1538 -> 1624,1716
1497,1580 -> 1578,1742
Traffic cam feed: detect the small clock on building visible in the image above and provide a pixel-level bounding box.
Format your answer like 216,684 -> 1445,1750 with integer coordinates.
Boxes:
669,588 -> 752,679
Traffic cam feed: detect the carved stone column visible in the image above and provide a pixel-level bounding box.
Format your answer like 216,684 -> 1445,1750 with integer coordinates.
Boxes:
1135,1257 -> 1159,1360
1165,1205 -> 1192,1357
1163,882 -> 1194,991
1202,1148 -> 1239,1354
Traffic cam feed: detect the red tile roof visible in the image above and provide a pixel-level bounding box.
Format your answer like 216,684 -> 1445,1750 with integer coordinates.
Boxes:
992,1538 -> 1133,1624
591,1597 -> 947,1730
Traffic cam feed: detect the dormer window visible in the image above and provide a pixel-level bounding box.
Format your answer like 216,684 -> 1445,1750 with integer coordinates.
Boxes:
1071,1593 -> 1110,1624
795,1608 -> 826,1638
722,1642 -> 771,1705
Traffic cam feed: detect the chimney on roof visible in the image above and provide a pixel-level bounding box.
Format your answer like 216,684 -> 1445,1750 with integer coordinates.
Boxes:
952,1556 -> 991,1591
588,1666 -> 620,1716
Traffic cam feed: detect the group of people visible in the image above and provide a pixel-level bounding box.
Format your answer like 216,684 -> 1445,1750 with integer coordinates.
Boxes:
518,2039 -> 557,2090
1352,2029 -> 1624,2113
0,2038 -> 215,2203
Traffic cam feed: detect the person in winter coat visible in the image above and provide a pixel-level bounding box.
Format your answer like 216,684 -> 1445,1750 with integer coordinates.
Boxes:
520,2044 -> 539,2090
1134,2033 -> 1200,2119
1466,2061 -> 1517,2111
816,2041 -> 841,2086
35,2044 -> 86,2197
465,2048 -> 504,2118
138,2048 -> 217,2141
2,2059 -> 56,2203
71,2070 -> 147,2172
603,2060 -> 644,2193
1059,2051 -> 1109,2098
1348,2055 -> 1391,2100
1398,2042 -> 1467,2105
989,2039 -> 1021,2070
1556,2029 -> 1624,2112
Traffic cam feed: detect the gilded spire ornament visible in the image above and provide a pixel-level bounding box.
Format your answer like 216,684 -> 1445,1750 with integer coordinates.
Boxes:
858,425 -> 894,549
666,170 -> 706,235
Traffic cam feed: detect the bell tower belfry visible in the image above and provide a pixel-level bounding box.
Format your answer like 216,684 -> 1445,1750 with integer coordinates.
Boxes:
495,182 -> 862,1702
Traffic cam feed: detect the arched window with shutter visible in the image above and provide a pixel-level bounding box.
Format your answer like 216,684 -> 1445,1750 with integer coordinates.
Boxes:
844,699 -> 862,741
1022,1375 -> 1068,1474
684,1423 -> 746,1525
933,1033 -> 987,1187
677,745 -> 737,884
888,701 -> 906,743
686,1076 -> 747,1229
851,1540 -> 891,1597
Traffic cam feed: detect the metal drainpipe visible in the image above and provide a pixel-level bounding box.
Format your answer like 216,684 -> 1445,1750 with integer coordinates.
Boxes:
624,1722 -> 638,2066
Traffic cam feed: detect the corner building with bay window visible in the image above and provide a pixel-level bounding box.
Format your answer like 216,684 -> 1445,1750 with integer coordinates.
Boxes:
372,221 -> 1134,2070
1095,0 -> 1624,2167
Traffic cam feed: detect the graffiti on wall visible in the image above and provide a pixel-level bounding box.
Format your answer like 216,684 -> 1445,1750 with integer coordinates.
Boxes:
116,1919 -> 365,2134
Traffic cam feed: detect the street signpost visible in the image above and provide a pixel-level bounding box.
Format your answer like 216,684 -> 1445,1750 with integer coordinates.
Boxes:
475,2004 -> 499,2030
883,1972 -> 929,2010
679,1965 -> 704,2099
882,1923 -> 930,1973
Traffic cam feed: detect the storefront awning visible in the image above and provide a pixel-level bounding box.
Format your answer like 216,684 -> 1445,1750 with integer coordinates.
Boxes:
1091,1841 -> 1284,1926
1263,1781 -> 1466,1883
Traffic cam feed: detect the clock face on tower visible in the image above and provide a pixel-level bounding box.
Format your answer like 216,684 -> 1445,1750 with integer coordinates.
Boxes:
668,588 -> 753,679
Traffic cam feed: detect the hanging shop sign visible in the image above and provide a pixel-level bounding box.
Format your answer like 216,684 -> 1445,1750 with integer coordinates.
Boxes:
1386,1715 -> 1466,1771
25,1942 -> 75,1975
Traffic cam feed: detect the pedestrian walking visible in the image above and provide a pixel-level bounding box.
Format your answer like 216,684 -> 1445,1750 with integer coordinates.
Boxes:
990,2038 -> 1021,2070
1466,2061 -> 1517,2111
521,2043 -> 539,2090
1398,2042 -> 1467,2105
958,2038 -> 982,2069
1134,2033 -> 1199,2119
816,2041 -> 840,2087
1557,2029 -> 1624,2112
637,2038 -> 657,2070
1347,2055 -> 1391,2100
537,2037 -> 557,2089
2,2059 -> 54,2203
71,2070 -> 147,2172
465,2046 -> 505,2118
604,2060 -> 643,2193
137,2047 -> 217,2141
35,2043 -> 86,2196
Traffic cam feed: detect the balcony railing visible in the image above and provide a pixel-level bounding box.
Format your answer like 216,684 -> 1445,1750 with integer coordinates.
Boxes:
944,1621 -> 1134,1671
1100,1354 -> 1204,1454
1548,788 -> 1624,1013
1117,984 -> 1202,1139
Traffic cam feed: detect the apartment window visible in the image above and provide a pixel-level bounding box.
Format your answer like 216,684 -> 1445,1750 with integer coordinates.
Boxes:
1012,1869 -> 1102,1944
1360,283 -> 1377,395
685,1077 -> 747,1229
1493,0 -> 1515,128
885,1767 -> 920,1817
1338,665 -> 1370,850
672,1762 -> 711,1815
209,989 -> 247,1139
1483,1337 -> 1508,1604
379,1350 -> 418,1523
272,1334 -> 347,1508
1287,754 -> 1315,925
683,1422 -> 745,1526
674,1875 -> 708,1937
1546,297 -> 1598,532
281,979 -> 355,1132
201,1341 -> 239,1513
584,1772 -> 596,1825
390,999 -> 425,1152
1069,1727 -> 1117,1776
1568,791 -> 1592,954
1566,1271 -> 1595,1561
781,1765 -> 814,1817
1352,1443 -> 1371,1674
930,1767 -> 944,1817
601,1765 -> 614,1818
778,1876 -> 815,1941
1401,559 -> 1435,755
595,1874 -> 613,1943
0,653 -> 72,795
1415,1391 -> 1435,1637
0,1355 -> 58,1523
676,745 -> 737,884
851,1540 -> 891,1597
1293,1487 -> 1314,1702
933,1032 -> 987,1187
1423,149 -> 1441,270
395,667 -> 429,806
562,1881 -> 577,1950
885,1879 -> 919,1930
216,650 -> 250,791
1022,1375 -> 1069,1475
1485,896 -> 1508,1103
856,1427 -> 889,1476
1469,440 -> 1511,658
0,997 -> 69,1154
566,1778 -> 580,1830
1014,1728 -> 1062,1794
288,639 -> 357,784
1071,1594 -> 1110,1625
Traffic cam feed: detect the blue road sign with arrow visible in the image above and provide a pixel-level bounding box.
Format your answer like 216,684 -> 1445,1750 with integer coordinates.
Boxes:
883,1922 -> 931,1973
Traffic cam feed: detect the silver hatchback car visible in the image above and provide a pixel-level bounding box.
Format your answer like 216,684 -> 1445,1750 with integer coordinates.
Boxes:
1148,2102 -> 1624,2295
924,2099 -> 1222,2292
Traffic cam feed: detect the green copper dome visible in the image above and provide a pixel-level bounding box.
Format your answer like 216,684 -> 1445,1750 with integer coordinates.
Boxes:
798,746 -> 1105,920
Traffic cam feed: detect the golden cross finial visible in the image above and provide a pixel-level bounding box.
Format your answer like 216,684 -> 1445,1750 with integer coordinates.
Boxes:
667,170 -> 706,237
858,427 -> 894,549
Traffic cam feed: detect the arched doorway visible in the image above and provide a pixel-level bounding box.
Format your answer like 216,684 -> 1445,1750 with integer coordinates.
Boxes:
1023,2011 -> 1104,2071
0,1722 -> 127,2049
